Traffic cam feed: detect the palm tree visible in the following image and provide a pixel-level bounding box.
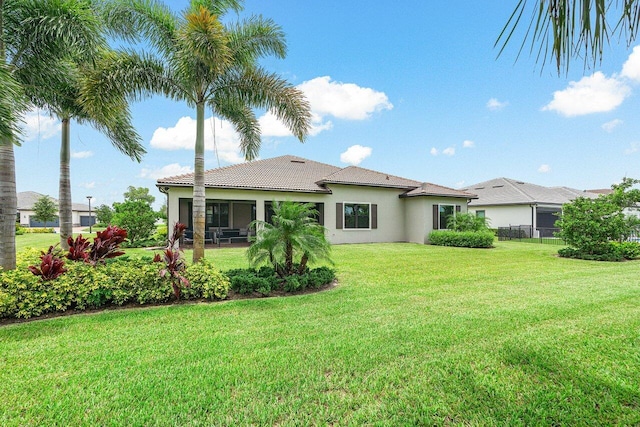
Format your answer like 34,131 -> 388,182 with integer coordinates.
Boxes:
89,0 -> 312,262
0,0 -> 104,270
497,0 -> 640,73
29,55 -> 145,250
247,201 -> 331,277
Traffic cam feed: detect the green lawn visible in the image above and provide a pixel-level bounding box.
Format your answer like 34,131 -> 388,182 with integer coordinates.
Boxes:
1,242 -> 639,425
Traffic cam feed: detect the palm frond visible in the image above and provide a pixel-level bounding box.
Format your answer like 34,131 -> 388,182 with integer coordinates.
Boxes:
189,0 -> 244,17
497,0 -> 640,73
0,62 -> 25,143
5,0 -> 104,67
227,16 -> 287,67
211,96 -> 261,160
99,0 -> 178,58
215,67 -> 311,142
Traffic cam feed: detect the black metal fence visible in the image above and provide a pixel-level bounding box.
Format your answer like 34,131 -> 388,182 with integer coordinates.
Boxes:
497,225 -> 565,245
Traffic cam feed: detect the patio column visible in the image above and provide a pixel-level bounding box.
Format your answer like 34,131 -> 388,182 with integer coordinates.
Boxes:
256,199 -> 265,222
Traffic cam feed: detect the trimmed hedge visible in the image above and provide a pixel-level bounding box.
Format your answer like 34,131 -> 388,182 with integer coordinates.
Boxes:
558,241 -> 640,262
429,230 -> 494,248
0,251 -> 229,319
226,266 -> 336,296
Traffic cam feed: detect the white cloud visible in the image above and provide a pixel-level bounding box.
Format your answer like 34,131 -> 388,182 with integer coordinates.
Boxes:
340,145 -> 372,165
538,164 -> 551,173
455,180 -> 465,188
150,76 -> 392,147
486,98 -> 508,111
543,72 -> 630,116
79,181 -> 95,189
462,140 -> 475,148
139,163 -> 194,180
71,150 -> 93,159
442,147 -> 455,156
150,116 -> 245,163
602,119 -> 623,132
298,76 -> 393,121
259,111 -> 333,137
21,110 -> 60,141
621,46 -> 640,82
430,147 -> 439,156
624,142 -> 640,155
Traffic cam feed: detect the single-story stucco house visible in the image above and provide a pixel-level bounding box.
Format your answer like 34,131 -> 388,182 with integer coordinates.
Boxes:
156,155 -> 477,245
462,178 -> 599,237
17,191 -> 94,227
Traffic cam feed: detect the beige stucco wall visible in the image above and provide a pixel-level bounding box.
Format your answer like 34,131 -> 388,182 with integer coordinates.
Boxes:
405,196 -> 470,243
165,185 -> 471,245
469,204 -> 533,229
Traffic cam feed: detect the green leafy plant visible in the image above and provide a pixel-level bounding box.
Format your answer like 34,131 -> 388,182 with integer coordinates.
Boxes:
429,230 -> 494,248
112,199 -> 158,246
556,177 -> 640,260
447,212 -> 489,232
247,201 -> 332,277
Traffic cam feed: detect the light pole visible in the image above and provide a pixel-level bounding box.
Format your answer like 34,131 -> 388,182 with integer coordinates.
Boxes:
86,196 -> 93,233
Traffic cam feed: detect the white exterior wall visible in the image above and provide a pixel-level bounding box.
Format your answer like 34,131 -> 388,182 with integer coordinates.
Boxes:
165,185 -> 471,245
469,205 -> 532,228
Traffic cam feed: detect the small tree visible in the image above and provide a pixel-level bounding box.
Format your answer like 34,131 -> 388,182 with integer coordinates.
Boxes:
247,201 -> 331,277
111,200 -> 157,246
556,178 -> 640,256
32,196 -> 58,228
123,186 -> 155,205
94,204 -> 114,225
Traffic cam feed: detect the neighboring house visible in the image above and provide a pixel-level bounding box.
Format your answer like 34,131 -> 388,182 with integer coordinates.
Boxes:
462,178 -> 599,237
17,191 -> 94,227
156,155 -> 477,245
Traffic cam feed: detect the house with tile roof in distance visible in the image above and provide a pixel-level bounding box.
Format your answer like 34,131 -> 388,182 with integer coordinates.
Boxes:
156,155 -> 477,245
461,178 -> 599,237
17,191 -> 94,227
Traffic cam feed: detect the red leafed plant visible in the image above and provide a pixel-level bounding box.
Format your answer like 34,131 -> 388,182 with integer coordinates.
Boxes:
65,226 -> 127,265
154,222 -> 189,299
67,235 -> 90,262
29,245 -> 67,281
88,225 -> 127,264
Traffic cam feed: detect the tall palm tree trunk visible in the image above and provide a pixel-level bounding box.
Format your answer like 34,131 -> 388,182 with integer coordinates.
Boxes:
0,0 -> 17,270
192,100 -> 206,262
59,117 -> 72,250
0,140 -> 17,270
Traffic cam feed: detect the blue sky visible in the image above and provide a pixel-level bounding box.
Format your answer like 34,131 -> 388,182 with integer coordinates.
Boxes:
15,1 -> 640,209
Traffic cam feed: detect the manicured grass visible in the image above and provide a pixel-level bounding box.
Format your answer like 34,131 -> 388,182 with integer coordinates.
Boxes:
1,242 -> 640,425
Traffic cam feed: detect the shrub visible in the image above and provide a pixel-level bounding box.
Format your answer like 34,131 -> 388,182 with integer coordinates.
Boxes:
558,241 -> 640,261
614,241 -> 640,259
226,266 -> 335,295
429,230 -> 494,248
183,259 -> 230,300
447,212 -> 489,232
24,227 -> 55,234
15,225 -> 25,235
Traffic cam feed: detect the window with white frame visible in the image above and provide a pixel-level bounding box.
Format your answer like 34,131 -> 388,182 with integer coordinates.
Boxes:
344,203 -> 370,229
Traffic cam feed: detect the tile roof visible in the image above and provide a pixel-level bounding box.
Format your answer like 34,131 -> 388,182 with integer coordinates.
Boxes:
463,178 -> 599,206
156,155 -> 476,199
319,165 -> 421,189
403,182 -> 478,199
17,191 -> 90,211
158,155 -> 339,193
